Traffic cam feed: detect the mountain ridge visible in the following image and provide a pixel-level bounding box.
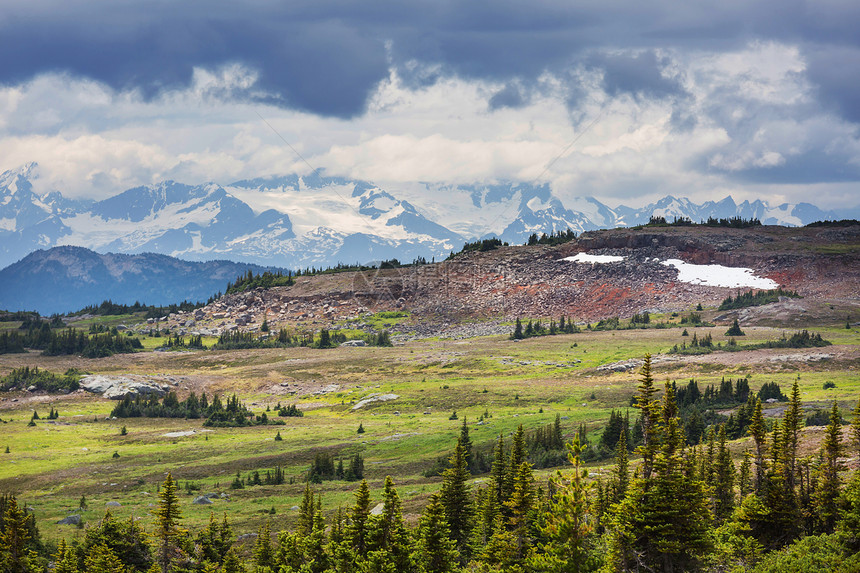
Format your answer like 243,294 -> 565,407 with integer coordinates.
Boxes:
1,163 -> 854,272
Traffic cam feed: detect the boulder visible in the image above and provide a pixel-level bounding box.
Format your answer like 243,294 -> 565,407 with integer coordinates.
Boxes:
193,496 -> 213,505
103,382 -> 170,400
57,515 -> 82,526
341,340 -> 367,347
106,501 -> 121,507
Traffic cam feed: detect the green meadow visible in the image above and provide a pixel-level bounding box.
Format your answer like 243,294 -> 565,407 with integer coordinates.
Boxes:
1,313 -> 859,548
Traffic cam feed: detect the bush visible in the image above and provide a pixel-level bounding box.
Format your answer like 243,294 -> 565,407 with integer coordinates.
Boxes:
823,381 -> 836,390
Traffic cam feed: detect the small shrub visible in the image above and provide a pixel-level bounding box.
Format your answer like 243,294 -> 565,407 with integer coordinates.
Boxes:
120,426 -> 128,436
449,411 -> 458,420
357,423 -> 365,434
823,381 -> 836,389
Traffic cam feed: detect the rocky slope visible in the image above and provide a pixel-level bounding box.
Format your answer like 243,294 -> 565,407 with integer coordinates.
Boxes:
149,224 -> 860,337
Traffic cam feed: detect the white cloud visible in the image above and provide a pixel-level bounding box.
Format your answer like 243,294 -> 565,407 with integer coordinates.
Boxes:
0,45 -> 858,211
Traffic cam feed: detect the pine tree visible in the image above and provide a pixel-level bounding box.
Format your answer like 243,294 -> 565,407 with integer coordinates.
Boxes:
366,476 -> 411,571
739,451 -> 752,499
152,472 -> 183,573
504,424 -> 527,501
851,395 -> 860,459
84,544 -> 126,573
607,383 -> 713,572
748,398 -> 767,494
505,460 -> 535,563
297,483 -> 315,536
253,521 -> 273,569
347,480 -> 372,556
713,424 -> 736,522
459,417 -> 473,472
814,402 -> 843,533
513,318 -> 524,340
411,494 -> 459,573
439,436 -> 473,561
530,436 -> 598,573
611,429 -> 629,504
634,353 -> 661,479
782,380 -> 802,492
0,496 -> 36,573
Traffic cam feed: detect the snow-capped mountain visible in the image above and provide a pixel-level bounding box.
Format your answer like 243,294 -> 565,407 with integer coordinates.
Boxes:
0,163 -> 852,273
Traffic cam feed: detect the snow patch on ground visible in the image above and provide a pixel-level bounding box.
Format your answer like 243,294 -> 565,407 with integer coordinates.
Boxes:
661,259 -> 778,289
560,253 -> 626,264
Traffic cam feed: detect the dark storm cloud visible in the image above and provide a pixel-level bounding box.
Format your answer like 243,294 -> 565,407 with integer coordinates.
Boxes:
488,83 -> 529,110
587,51 -> 686,99
1,0 -> 859,121
806,47 -> 860,123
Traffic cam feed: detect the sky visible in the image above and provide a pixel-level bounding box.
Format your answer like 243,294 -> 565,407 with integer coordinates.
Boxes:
1,0 -> 859,210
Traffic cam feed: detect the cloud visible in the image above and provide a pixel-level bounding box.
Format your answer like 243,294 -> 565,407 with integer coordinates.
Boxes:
2,0 -> 858,119
0,0 -> 859,213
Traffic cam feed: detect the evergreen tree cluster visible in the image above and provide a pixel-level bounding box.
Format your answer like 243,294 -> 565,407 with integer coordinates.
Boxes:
308,452 -> 365,483
109,392 -> 286,427
38,328 -> 143,357
449,237 -> 508,258
719,288 -> 801,311
226,270 -> 295,294
511,316 -> 580,340
0,366 -> 81,393
11,385 -> 860,573
525,228 -> 577,246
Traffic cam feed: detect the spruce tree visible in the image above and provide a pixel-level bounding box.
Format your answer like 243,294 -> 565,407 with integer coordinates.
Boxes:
366,476 -> 411,571
153,472 -> 182,573
634,353 -> 661,479
459,417 -> 473,472
782,380 -> 802,492
439,436 -> 473,561
713,424 -> 736,522
607,383 -> 713,572
814,402 -> 843,533
411,494 -> 459,573
611,429 -> 629,504
84,544 -> 127,573
530,436 -> 598,572
851,395 -> 860,458
505,460 -> 535,564
0,496 -> 36,573
347,480 -> 372,556
504,424 -> 527,501
748,398 -> 767,494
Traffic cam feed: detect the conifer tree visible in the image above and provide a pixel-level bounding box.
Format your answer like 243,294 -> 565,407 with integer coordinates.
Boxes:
459,417 -> 473,472
411,494 -> 459,573
153,472 -> 183,573
0,496 -> 36,573
367,476 -> 411,571
611,429 -> 629,504
347,480 -> 372,556
851,395 -> 860,458
782,380 -> 802,492
439,436 -> 473,561
739,451 -> 752,499
634,353 -> 661,479
53,538 -> 80,573
814,402 -> 844,533
531,436 -> 598,572
713,424 -> 736,522
748,398 -> 767,494
607,380 -> 713,572
84,544 -> 126,573
505,460 -> 535,563
504,424 -> 527,501
297,483 -> 315,536
253,521 -> 273,569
